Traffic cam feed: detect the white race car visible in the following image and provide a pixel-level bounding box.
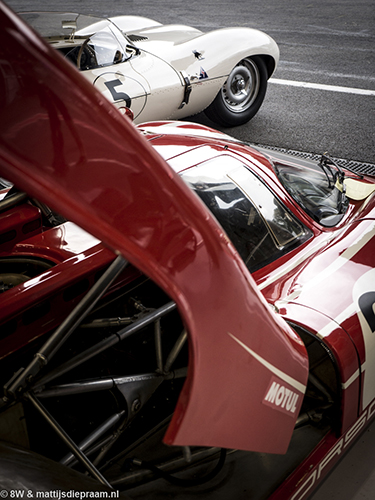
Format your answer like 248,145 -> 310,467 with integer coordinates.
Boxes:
21,11 -> 279,126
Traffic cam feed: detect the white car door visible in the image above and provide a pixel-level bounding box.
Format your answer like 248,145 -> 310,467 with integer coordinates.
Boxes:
128,50 -> 186,123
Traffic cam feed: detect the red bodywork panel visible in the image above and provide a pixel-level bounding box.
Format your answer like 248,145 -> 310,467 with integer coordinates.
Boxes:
137,120 -> 375,499
0,3 -> 308,454
140,119 -> 375,436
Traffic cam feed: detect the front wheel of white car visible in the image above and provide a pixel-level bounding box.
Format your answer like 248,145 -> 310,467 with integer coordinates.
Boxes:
204,56 -> 268,127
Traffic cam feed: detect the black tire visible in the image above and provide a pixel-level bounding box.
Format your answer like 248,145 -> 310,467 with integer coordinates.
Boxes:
204,56 -> 268,127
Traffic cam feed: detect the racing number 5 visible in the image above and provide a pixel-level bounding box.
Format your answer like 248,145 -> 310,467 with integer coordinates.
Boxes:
104,79 -> 131,107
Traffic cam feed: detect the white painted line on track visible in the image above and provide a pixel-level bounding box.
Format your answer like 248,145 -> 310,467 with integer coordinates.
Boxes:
269,78 -> 375,96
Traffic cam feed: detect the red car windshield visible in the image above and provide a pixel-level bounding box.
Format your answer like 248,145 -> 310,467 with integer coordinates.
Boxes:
181,156 -> 311,272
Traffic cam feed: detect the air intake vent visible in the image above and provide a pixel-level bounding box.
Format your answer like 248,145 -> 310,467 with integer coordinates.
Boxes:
127,34 -> 148,42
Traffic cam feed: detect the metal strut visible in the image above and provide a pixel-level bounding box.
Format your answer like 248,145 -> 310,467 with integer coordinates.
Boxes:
34,301 -> 177,389
3,255 -> 128,401
27,392 -> 113,489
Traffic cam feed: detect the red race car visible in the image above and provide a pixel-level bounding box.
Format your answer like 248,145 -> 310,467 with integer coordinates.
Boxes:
0,3 -> 374,499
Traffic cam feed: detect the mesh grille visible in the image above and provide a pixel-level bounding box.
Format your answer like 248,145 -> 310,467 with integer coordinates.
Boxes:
127,34 -> 148,42
254,144 -> 375,177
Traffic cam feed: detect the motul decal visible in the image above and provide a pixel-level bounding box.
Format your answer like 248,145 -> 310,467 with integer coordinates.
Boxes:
263,376 -> 300,416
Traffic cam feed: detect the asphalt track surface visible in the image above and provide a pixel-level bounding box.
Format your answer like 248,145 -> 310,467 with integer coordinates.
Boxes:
4,1 -> 375,499
6,0 -> 375,165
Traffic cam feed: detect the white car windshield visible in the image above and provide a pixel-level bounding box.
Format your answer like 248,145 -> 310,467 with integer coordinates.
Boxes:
19,13 -> 127,71
64,30 -> 126,70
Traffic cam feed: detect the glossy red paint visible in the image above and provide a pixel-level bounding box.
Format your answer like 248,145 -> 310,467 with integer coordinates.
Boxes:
2,5 -> 375,496
0,244 -> 114,358
139,120 -> 375,451
278,302 -> 360,433
0,200 -> 42,253
0,2 -> 308,454
261,215 -> 375,420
